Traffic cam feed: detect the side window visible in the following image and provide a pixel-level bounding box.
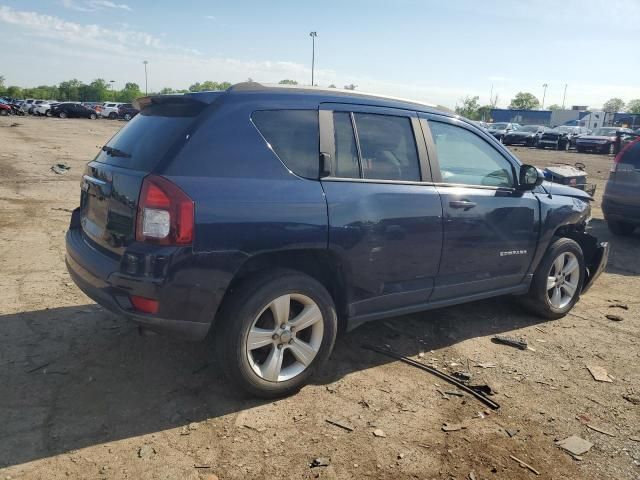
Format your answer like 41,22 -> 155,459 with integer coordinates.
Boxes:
252,110 -> 319,179
622,141 -> 640,168
429,121 -> 515,188
353,113 -> 420,181
332,112 -> 360,178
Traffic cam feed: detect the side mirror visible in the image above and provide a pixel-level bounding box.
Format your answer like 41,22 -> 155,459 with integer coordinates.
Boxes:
518,164 -> 544,190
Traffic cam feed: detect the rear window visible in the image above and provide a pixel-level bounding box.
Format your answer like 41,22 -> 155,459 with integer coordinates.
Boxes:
96,101 -> 204,171
252,110 -> 319,178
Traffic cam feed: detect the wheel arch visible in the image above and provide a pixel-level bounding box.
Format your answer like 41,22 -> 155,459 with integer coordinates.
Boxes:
214,249 -> 349,333
550,225 -> 602,291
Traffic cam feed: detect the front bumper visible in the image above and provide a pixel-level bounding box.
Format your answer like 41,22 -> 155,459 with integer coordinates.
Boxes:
582,240 -> 609,293
65,217 -> 215,340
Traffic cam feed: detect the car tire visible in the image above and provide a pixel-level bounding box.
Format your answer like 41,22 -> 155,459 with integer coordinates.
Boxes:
45,110 -> 52,117
215,270 -> 338,398
523,237 -> 585,320
124,113 -> 132,121
89,113 -> 97,120
108,112 -> 117,120
576,147 -> 584,153
0,109 -> 7,116
607,220 -> 635,236
59,111 -> 67,119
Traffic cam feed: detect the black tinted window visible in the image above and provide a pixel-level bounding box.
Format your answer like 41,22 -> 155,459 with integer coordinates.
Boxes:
333,112 -> 360,178
622,140 -> 640,167
353,113 -> 420,181
96,101 -> 204,171
252,110 -> 319,179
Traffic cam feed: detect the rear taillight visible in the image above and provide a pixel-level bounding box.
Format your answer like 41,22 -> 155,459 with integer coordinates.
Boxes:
136,175 -> 194,245
611,138 -> 640,173
130,295 -> 159,314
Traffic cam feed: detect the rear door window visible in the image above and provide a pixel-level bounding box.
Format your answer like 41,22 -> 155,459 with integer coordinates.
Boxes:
252,110 -> 319,179
622,140 -> 640,168
96,101 -> 205,171
353,113 -> 420,181
333,112 -> 360,178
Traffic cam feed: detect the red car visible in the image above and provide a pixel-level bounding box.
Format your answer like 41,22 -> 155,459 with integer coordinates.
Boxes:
0,103 -> 12,116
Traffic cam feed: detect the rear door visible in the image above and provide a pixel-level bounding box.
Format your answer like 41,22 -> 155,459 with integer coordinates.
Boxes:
420,115 -> 540,300
319,104 -> 443,319
610,139 -> 640,209
80,98 -> 207,257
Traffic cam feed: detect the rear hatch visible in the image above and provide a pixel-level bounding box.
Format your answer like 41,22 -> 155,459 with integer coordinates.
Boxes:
80,95 -> 212,257
610,139 -> 640,207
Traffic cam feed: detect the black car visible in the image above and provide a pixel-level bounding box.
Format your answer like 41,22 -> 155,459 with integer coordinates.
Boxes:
576,127 -> 635,154
118,103 -> 139,121
502,125 -> 546,146
603,138 -> 640,235
537,126 -> 586,151
65,83 -> 608,397
51,102 -> 98,119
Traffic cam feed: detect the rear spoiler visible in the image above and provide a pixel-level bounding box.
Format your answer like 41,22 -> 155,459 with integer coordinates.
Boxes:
133,92 -> 224,111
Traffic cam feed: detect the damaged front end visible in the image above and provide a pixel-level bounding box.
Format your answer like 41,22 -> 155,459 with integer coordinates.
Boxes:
573,230 -> 610,293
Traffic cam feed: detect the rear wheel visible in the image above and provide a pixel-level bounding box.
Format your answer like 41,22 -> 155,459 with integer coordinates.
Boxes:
108,112 -> 117,120
607,220 -> 635,236
59,111 -> 67,119
523,238 -> 584,319
45,110 -> 52,117
216,270 -> 337,398
89,113 -> 97,120
0,109 -> 7,116
124,113 -> 132,121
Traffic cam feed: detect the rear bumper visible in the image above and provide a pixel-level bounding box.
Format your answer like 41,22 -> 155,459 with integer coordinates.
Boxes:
603,197 -> 640,225
65,224 -> 214,340
576,142 -> 609,152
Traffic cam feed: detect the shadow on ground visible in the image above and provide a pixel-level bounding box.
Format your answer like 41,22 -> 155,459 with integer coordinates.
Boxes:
588,218 -> 640,277
0,295 -> 551,468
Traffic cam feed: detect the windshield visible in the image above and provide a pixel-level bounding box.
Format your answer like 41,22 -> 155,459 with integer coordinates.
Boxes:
488,123 -> 508,130
518,126 -> 540,132
556,126 -> 574,133
592,128 -> 617,136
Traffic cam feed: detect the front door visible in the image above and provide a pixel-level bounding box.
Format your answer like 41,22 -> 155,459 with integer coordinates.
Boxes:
421,116 -> 540,301
320,105 -> 443,320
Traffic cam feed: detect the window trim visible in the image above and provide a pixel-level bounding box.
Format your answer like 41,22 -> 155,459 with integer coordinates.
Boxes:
420,115 -> 519,190
319,103 -> 433,183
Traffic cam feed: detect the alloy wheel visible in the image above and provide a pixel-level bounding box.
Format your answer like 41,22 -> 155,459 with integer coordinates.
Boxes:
547,252 -> 579,309
245,293 -> 324,382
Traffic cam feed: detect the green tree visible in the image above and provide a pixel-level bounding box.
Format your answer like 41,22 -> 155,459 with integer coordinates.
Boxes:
477,105 -> 493,121
117,82 -> 142,102
344,84 -> 357,90
159,87 -> 176,94
0,75 -> 5,95
603,98 -> 625,113
626,99 -> 640,114
59,79 -> 83,101
509,92 -> 540,110
328,84 -> 336,88
86,78 -> 110,101
278,79 -> 298,85
547,104 -> 562,111
455,95 -> 481,119
6,86 -> 22,98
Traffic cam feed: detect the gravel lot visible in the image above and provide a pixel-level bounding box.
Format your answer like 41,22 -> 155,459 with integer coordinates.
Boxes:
1,116 -> 638,480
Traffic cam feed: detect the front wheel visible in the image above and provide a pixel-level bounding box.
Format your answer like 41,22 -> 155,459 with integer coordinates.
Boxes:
45,110 -> 52,117
59,111 -> 67,119
108,112 -> 117,120
216,271 -> 337,398
89,113 -> 97,120
523,238 -> 585,319
124,113 -> 132,121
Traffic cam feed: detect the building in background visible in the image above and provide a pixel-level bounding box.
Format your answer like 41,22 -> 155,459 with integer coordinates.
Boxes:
489,107 -> 608,129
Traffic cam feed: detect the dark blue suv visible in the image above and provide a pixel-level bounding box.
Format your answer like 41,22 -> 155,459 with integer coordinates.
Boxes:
66,83 -> 609,397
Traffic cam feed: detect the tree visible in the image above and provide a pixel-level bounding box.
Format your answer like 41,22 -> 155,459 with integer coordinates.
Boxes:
547,104 -> 562,111
603,98 -> 625,113
344,84 -> 357,90
328,84 -> 336,88
477,105 -> 493,121
509,92 -> 540,110
626,99 -> 640,114
455,96 -> 480,119
6,86 -> 22,98
159,87 -> 176,94
117,82 -> 142,102
278,79 -> 298,85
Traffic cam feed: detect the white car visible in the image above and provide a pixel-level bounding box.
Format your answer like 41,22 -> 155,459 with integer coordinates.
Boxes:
100,102 -> 124,119
33,101 -> 59,116
21,98 -> 36,113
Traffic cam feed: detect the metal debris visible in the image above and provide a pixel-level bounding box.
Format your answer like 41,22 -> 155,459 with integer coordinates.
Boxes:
509,454 -> 540,475
492,335 -> 528,350
325,419 -> 354,432
51,163 -> 71,175
586,424 -> 616,437
310,457 -> 330,468
442,423 -> 465,432
605,314 -> 624,321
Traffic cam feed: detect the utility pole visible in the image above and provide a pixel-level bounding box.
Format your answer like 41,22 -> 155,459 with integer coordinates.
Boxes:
143,60 -> 149,95
489,84 -> 494,106
562,83 -> 568,109
109,80 -> 115,101
541,83 -> 548,109
309,32 -> 317,86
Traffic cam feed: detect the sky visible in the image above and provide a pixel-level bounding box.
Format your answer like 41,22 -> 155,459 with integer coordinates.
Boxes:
0,0 -> 639,109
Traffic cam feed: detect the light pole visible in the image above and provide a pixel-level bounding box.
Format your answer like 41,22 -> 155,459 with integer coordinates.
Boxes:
309,32 -> 317,86
109,80 -> 115,101
541,83 -> 548,109
562,83 -> 568,109
143,60 -> 149,95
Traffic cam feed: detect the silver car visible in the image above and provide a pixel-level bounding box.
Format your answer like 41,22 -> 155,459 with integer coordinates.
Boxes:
603,137 -> 640,235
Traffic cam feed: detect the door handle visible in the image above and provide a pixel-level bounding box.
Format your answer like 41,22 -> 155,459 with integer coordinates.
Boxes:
449,200 -> 477,210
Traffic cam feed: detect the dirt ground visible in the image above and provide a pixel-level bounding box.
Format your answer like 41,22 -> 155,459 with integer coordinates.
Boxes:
0,116 -> 638,480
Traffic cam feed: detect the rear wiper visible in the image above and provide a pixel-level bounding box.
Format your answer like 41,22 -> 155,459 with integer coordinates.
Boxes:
102,145 -> 131,158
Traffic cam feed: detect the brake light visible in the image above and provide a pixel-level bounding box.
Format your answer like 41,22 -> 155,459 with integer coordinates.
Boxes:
130,295 -> 159,314
611,138 -> 640,173
136,175 -> 194,245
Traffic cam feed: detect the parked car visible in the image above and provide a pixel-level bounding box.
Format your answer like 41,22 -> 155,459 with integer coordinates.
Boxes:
100,102 -> 124,119
487,122 -> 521,141
118,103 -> 139,121
0,103 -> 11,116
82,102 -> 104,113
51,102 -> 98,119
603,138 -> 640,235
537,126 -> 583,151
34,101 -> 59,116
472,120 -> 489,130
21,99 -> 36,113
28,100 -> 48,114
502,125 -> 546,146
66,84 -> 608,397
575,127 -> 634,154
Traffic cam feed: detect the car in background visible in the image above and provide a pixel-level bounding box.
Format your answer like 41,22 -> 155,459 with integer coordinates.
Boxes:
472,120 -> 489,130
65,83 -> 608,397
0,103 -> 11,116
21,99 -> 36,113
100,102 -> 124,119
576,127 -> 635,154
118,103 -> 139,121
487,122 -> 521,141
51,102 -> 98,119
82,102 -> 104,113
33,101 -> 59,116
537,126 -> 587,151
603,138 -> 640,235
28,100 -> 48,114
502,125 -> 546,146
